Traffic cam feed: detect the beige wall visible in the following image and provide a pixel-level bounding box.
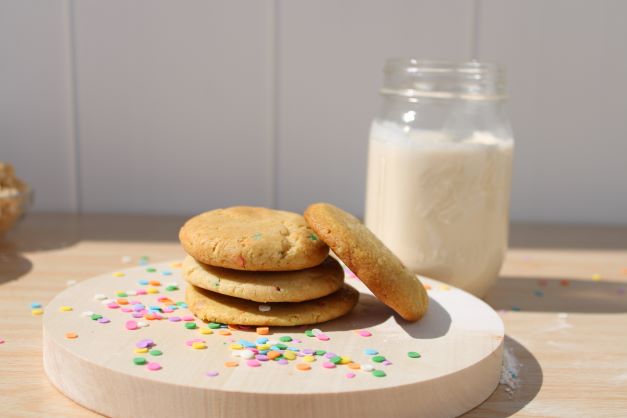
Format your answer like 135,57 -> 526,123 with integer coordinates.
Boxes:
2,0 -> 626,224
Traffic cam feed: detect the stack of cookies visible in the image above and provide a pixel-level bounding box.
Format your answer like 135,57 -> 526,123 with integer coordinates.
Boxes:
179,206 -> 360,326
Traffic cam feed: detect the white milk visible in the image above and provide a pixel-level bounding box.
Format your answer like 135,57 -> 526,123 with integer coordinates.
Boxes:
365,121 -> 514,296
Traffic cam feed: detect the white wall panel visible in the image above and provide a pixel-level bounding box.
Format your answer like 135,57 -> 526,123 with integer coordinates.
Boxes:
73,0 -> 275,214
0,0 -> 76,212
277,1 -> 475,217
478,0 -> 627,224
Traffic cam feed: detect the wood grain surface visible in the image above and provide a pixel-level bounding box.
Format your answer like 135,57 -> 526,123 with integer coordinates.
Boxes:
1,214 -> 626,417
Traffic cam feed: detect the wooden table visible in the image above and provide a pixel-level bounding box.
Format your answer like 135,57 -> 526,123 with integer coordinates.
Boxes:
1,214 -> 626,417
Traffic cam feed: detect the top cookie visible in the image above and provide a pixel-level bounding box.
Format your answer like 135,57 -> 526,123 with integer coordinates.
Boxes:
179,206 -> 329,271
304,203 -> 429,321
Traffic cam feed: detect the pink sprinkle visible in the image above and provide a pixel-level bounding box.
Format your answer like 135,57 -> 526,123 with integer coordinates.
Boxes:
358,330 -> 372,337
125,320 -> 138,330
136,289 -> 147,295
322,362 -> 336,369
169,316 -> 181,322
206,371 -> 219,377
182,315 -> 195,321
147,362 -> 161,371
346,373 -> 356,379
0,339 -> 5,344
107,303 -> 120,309
317,334 -> 330,341
383,360 -> 392,366
186,339 -> 205,346
246,359 -> 261,367
121,307 -> 132,313
132,312 -> 143,318
162,307 -> 173,313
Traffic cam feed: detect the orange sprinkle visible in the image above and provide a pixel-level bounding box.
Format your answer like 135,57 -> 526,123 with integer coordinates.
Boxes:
423,283 -> 432,290
65,332 -> 78,339
348,362 -> 361,370
170,261 -> 183,269
149,280 -> 161,286
256,327 -> 270,335
218,330 -> 232,336
159,298 -> 173,305
560,279 -> 570,287
267,351 -> 281,360
227,324 -> 239,330
116,298 -> 129,305
144,314 -> 156,320
296,363 -> 311,371
224,361 -> 239,367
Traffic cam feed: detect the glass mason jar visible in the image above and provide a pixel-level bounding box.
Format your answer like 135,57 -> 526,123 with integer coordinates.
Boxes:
364,59 -> 514,297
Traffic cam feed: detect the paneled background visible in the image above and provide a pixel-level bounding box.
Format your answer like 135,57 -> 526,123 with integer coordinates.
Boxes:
2,0 -> 626,224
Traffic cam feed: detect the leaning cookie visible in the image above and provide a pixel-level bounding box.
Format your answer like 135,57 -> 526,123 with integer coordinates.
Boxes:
304,203 -> 429,322
186,283 -> 359,326
183,255 -> 344,303
179,206 -> 329,271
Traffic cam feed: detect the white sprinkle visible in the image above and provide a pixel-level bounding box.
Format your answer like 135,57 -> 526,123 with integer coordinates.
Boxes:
311,328 -> 323,336
231,350 -> 242,358
137,321 -> 149,328
360,364 -> 374,372
81,311 -> 94,317
121,255 -> 132,264
167,282 -> 179,287
258,304 -> 271,312
101,298 -> 115,305
126,290 -> 137,296
266,339 -> 279,346
557,312 -> 569,319
94,294 -> 107,301
240,349 -> 255,359
66,280 -> 77,286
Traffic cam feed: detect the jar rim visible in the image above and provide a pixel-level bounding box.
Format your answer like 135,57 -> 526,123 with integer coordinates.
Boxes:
384,59 -> 504,76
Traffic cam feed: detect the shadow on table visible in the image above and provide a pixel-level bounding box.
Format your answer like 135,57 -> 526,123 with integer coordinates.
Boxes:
485,277 -> 627,313
464,335 -> 543,417
0,248 -> 32,284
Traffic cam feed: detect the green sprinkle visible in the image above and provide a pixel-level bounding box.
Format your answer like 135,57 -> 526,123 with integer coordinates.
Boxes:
315,350 -> 326,356
252,233 -> 262,240
372,370 -> 386,378
165,285 -> 178,291
372,355 -> 386,363
279,336 -> 292,343
208,322 -> 221,329
116,292 -> 127,298
90,314 -> 102,321
146,267 -> 157,273
408,351 -> 421,358
149,349 -> 162,356
305,330 -> 315,337
185,322 -> 197,329
133,357 -> 147,365
276,343 -> 288,350
330,356 -> 342,364
309,233 -> 318,241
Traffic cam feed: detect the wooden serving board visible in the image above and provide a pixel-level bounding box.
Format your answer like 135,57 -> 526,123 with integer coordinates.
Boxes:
43,261 -> 504,418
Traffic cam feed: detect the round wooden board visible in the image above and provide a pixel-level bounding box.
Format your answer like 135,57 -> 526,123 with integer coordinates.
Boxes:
43,261 -> 504,418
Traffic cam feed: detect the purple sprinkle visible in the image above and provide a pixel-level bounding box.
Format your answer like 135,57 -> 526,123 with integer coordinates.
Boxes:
132,312 -> 143,318
383,360 -> 393,366
255,355 -> 269,361
293,339 -> 302,343
206,371 -> 219,377
324,352 -> 337,359
296,352 -> 304,357
277,359 -> 288,365
133,305 -> 144,312
169,316 -> 181,322
97,317 -> 110,324
302,348 -> 314,355
136,339 -> 154,349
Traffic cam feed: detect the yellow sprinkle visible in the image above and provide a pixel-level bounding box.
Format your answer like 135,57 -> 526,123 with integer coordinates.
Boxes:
112,272 -> 125,277
134,347 -> 148,353
340,356 -> 351,364
146,287 -> 159,294
592,273 -> 602,281
170,261 -> 183,269
439,284 -> 451,291
199,328 -> 213,335
230,344 -> 243,350
31,308 -> 44,316
256,344 -> 270,351
283,350 -> 296,360
59,306 -> 73,312
303,355 -> 316,362
192,342 -> 206,349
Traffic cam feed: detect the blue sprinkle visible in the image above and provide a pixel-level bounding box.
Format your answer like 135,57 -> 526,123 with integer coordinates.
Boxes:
270,345 -> 281,351
139,259 -> 149,266
364,348 -> 379,355
162,271 -> 172,276
258,350 -> 269,355
138,279 -> 149,285
256,337 -> 269,344
287,347 -> 300,352
533,290 -> 544,297
30,302 -> 42,309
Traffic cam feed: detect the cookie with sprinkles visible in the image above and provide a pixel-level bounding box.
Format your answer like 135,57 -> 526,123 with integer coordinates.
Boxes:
304,203 -> 429,321
182,255 -> 344,303
179,206 -> 329,271
185,283 -> 359,326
